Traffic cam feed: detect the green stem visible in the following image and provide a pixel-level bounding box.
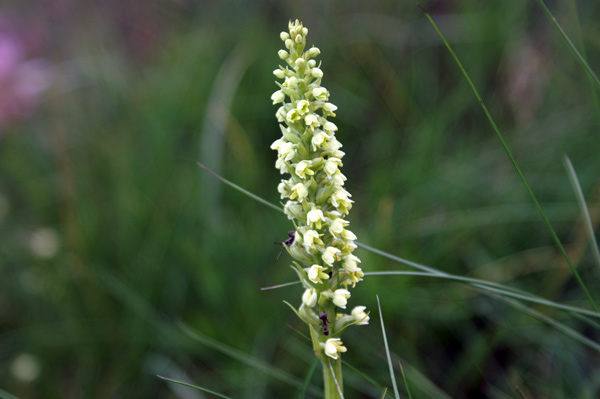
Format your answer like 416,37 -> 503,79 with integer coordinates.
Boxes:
322,358 -> 343,399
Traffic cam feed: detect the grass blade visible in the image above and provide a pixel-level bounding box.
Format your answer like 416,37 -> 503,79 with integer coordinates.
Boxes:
198,162 -> 283,214
342,360 -> 391,397
299,359 -> 319,399
0,388 -> 20,399
178,321 -> 321,396
365,271 -> 600,319
158,375 -> 234,399
399,363 -> 453,399
377,295 -> 401,399
564,155 -> 600,272
535,0 -> 600,90
398,362 -> 413,399
418,4 -> 598,312
482,291 -> 600,353
199,46 -> 250,231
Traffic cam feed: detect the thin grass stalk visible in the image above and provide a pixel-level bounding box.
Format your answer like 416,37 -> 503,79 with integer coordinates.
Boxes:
535,0 -> 600,90
563,155 -> 600,272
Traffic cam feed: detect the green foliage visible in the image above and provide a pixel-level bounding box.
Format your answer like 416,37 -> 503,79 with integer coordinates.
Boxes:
1,1 -> 599,398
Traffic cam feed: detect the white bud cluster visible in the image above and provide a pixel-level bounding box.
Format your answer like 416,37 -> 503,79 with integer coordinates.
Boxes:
271,19 -> 368,360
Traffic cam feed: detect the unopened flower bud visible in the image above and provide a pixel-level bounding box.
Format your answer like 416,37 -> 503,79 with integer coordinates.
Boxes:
307,47 -> 320,58
278,50 -> 289,60
299,303 -> 320,325
302,288 -> 318,307
311,68 -> 323,78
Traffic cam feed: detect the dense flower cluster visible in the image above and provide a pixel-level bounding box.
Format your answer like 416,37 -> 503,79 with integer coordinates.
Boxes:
271,20 -> 368,360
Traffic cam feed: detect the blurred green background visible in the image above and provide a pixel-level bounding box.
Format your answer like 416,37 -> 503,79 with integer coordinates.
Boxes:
1,0 -> 599,398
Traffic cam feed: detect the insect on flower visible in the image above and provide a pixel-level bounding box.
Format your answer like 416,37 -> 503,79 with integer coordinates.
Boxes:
275,231 -> 296,260
320,311 -> 329,336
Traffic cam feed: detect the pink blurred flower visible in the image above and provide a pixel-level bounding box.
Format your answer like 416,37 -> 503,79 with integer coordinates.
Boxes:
0,21 -> 51,133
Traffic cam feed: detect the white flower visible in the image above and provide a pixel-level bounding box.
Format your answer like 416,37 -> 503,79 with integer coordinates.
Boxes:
327,138 -> 342,151
275,157 -> 287,174
351,306 -> 369,325
303,229 -> 323,248
286,109 -> 300,123
271,90 -> 285,104
284,76 -> 298,88
343,254 -> 361,272
331,288 -> 351,309
275,106 -> 286,122
307,208 -> 325,229
290,182 -> 308,201
323,158 -> 341,176
330,189 -> 352,208
305,113 -> 320,130
270,138 -> 284,150
341,240 -> 357,252
302,288 -> 317,307
342,229 -> 357,241
311,130 -> 329,150
295,160 -> 314,178
342,268 -> 364,288
278,142 -> 295,161
323,102 -> 337,115
328,218 -> 349,237
312,87 -> 328,101
331,171 -> 347,186
322,246 -> 341,266
307,265 -> 329,284
277,181 -> 290,198
296,99 -> 310,115
322,338 -> 347,360
323,121 -> 338,133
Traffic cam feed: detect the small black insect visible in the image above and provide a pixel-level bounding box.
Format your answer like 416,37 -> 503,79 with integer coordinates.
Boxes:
284,230 -> 296,246
275,231 -> 296,260
320,311 -> 329,336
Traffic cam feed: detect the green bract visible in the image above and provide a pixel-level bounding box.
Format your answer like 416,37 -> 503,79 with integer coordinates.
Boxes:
271,19 -> 368,360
